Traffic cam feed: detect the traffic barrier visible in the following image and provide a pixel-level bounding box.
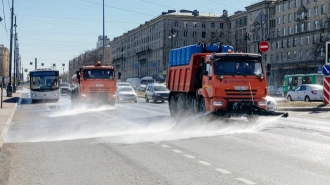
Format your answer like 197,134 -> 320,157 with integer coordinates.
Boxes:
323,76 -> 330,105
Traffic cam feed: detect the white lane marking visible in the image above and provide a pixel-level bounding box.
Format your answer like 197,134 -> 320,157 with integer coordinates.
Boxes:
236,178 -> 256,185
172,149 -> 182,153
215,168 -> 232,174
161,144 -> 170,148
183,154 -> 195,159
197,161 -> 212,166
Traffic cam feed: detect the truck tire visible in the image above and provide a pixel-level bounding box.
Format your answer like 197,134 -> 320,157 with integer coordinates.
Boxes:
247,115 -> 259,123
145,95 -> 149,102
199,98 -> 206,113
169,96 -> 178,117
177,95 -> 186,115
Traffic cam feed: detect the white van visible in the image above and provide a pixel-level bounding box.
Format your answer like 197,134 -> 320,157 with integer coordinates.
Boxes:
126,78 -> 140,90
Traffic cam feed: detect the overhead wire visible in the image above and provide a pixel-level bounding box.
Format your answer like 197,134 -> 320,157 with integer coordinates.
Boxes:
1,0 -> 8,33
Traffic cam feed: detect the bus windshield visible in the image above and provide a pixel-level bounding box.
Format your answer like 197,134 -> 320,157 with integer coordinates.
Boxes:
30,71 -> 59,91
214,60 -> 263,76
83,69 -> 114,79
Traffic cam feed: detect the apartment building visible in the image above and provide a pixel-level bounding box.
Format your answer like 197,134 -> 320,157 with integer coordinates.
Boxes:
0,45 -> 9,77
109,10 -> 230,81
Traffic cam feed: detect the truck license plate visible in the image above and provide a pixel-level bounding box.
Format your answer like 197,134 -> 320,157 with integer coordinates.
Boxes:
234,86 -> 248,90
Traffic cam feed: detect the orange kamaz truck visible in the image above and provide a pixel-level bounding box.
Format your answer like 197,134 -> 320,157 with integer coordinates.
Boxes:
166,44 -> 288,122
71,61 -> 116,105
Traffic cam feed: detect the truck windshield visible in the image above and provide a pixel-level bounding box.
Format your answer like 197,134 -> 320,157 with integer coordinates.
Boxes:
83,69 -> 114,79
214,60 -> 263,76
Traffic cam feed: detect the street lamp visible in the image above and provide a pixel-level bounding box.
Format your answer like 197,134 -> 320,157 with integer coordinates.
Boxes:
244,32 -> 250,53
168,26 -> 177,49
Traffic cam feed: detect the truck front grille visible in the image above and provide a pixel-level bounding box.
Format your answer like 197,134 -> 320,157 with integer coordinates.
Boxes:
91,93 -> 108,101
225,90 -> 257,96
89,87 -> 110,92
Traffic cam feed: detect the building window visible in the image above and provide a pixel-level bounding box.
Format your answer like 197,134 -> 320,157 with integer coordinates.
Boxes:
193,22 -> 197,28
288,14 -> 292,22
307,0 -> 310,4
211,23 -> 215,29
174,21 -> 178,27
277,17 -> 281,24
320,33 -> 324,42
307,22 -> 311,31
282,40 -> 285,48
283,3 -> 287,11
193,31 -> 197,37
301,23 -> 304,32
289,26 -> 292,34
202,32 -> 206,38
184,31 -> 188,37
299,50 -> 302,59
277,29 -> 281,37
307,9 -> 310,17
306,36 -> 310,44
281,52 -> 284,61
276,41 -> 280,49
287,39 -> 291,47
314,6 -> 318,15
283,15 -> 286,23
300,37 -> 303,45
283,28 -> 286,36
174,41 -> 178,47
306,50 -> 309,58
271,54 -> 274,62
321,5 -> 325,14
287,52 -> 291,60
301,12 -> 305,19
202,23 -> 206,29
293,38 -> 296,46
295,25 -> 298,33
184,22 -> 188,27
278,5 -> 281,12
184,41 -> 188,46
294,0 -> 298,8
293,51 -> 297,59
271,42 -> 274,50
294,13 -> 297,20
220,23 -> 224,29
276,53 -> 279,61
289,1 -> 292,9
314,21 -> 318,30
313,34 -> 316,43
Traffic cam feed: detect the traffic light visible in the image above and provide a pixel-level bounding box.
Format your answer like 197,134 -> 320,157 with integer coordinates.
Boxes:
326,41 -> 330,64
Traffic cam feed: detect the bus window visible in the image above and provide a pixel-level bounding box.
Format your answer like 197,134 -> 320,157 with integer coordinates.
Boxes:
302,76 -> 311,84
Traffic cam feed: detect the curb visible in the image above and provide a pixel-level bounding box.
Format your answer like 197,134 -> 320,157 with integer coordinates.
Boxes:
0,100 -> 18,151
277,107 -> 330,111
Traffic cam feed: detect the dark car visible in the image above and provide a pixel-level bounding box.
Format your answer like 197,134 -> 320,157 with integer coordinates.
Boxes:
60,82 -> 72,94
145,83 -> 169,103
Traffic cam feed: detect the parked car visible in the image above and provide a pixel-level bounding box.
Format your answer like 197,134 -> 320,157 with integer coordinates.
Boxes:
138,84 -> 146,92
116,86 -> 138,103
286,84 -> 323,102
59,82 -> 72,94
145,83 -> 169,103
276,87 -> 283,96
116,82 -> 131,87
265,96 -> 277,110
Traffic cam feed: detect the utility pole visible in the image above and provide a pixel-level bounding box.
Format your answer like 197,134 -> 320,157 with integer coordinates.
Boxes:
102,0 -> 105,65
6,0 -> 14,97
13,16 -> 17,93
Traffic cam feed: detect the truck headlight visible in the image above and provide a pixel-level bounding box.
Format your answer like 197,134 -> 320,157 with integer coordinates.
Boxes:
259,101 -> 267,106
213,101 -> 223,106
112,94 -> 116,97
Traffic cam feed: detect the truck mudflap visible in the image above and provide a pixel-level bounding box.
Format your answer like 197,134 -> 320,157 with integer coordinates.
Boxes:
216,101 -> 289,117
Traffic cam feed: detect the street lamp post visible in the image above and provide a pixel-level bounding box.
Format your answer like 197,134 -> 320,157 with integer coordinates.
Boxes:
244,32 -> 250,53
168,26 -> 177,49
6,0 -> 14,97
13,16 -> 17,93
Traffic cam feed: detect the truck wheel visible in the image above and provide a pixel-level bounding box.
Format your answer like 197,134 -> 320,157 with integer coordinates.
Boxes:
177,95 -> 186,115
247,115 -> 259,123
169,96 -> 177,117
199,98 -> 206,113
145,95 -> 149,102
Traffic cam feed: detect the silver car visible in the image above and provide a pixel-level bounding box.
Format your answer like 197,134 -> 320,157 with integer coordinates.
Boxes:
286,84 -> 323,102
116,86 -> 138,103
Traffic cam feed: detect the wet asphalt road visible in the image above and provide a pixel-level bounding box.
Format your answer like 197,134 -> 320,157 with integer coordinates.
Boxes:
1,90 -> 330,185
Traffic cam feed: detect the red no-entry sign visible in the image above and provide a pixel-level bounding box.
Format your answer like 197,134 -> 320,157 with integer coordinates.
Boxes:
259,41 -> 269,53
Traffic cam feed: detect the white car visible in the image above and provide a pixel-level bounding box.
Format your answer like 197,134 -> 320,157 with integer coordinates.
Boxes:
265,96 -> 277,110
116,86 -> 138,103
116,82 -> 132,87
286,84 -> 323,102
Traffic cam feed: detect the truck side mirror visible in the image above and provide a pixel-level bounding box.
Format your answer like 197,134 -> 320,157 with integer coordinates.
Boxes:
76,71 -> 80,83
201,63 -> 208,75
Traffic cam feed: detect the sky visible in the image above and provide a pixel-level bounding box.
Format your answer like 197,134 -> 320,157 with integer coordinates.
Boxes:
0,0 -> 256,75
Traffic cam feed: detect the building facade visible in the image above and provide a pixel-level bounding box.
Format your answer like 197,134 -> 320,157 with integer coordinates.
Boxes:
109,10 -> 230,81
0,45 -> 9,78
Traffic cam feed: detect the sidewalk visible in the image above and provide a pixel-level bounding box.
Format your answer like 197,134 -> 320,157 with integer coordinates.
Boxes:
0,88 -> 21,151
